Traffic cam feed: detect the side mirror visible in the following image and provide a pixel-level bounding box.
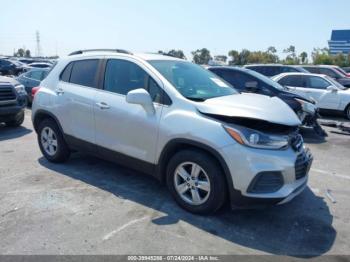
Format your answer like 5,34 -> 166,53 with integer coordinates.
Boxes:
327,86 -> 338,93
126,88 -> 155,114
245,81 -> 258,91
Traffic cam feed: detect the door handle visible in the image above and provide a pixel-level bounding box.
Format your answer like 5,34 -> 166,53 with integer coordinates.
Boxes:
55,88 -> 64,95
96,102 -> 110,109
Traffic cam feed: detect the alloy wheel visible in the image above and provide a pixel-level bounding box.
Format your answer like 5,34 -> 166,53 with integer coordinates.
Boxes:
174,161 -> 211,205
40,127 -> 58,156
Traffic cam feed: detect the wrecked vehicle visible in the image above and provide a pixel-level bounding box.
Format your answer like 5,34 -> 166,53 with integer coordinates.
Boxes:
32,50 -> 313,214
208,66 -> 326,136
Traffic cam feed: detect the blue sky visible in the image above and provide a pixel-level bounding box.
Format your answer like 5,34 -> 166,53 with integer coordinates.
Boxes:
0,0 -> 349,59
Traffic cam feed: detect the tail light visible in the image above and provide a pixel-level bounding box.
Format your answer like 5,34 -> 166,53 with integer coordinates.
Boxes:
31,86 -> 41,99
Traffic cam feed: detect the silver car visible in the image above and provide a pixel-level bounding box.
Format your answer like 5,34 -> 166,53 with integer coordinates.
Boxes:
32,49 -> 313,214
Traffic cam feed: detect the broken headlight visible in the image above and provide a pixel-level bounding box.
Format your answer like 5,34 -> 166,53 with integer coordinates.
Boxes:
295,98 -> 316,115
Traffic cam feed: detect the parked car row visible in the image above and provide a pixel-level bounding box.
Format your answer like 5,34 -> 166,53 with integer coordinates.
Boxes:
0,57 -> 54,76
241,64 -> 350,120
29,49 -> 313,214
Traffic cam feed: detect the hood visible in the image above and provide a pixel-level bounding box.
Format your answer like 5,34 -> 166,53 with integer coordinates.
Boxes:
278,89 -> 315,104
196,93 -> 301,126
0,76 -> 20,87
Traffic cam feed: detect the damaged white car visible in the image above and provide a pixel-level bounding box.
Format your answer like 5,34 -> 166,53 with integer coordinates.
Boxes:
32,50 -> 313,214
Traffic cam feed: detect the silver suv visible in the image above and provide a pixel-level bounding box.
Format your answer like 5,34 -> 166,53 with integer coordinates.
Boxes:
32,49 -> 313,214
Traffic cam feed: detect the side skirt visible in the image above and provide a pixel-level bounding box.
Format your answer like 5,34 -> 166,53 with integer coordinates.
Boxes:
64,134 -> 160,180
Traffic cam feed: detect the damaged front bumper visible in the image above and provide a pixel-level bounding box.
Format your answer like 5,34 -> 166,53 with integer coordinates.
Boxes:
219,142 -> 313,209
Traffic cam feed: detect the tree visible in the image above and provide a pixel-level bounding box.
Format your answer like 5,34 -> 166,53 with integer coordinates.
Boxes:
228,50 -> 239,65
191,48 -> 212,65
25,49 -> 31,58
167,49 -> 186,59
299,52 -> 308,64
267,46 -> 277,54
283,45 -> 299,64
14,48 -> 25,57
238,49 -> 251,65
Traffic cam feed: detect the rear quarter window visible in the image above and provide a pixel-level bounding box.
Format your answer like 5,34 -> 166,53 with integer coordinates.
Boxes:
69,60 -> 99,88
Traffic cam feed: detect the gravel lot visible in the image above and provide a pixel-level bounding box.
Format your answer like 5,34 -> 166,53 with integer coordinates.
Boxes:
0,109 -> 349,256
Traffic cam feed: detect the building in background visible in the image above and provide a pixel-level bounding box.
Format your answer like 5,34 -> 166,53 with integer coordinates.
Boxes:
328,30 -> 350,55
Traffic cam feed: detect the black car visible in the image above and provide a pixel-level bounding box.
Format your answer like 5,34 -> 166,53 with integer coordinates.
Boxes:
244,64 -> 308,77
208,66 -> 326,136
0,59 -> 24,76
302,65 -> 350,87
0,76 -> 27,127
16,68 -> 49,104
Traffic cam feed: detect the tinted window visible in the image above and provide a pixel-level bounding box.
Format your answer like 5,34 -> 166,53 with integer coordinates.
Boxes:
60,62 -> 73,82
304,67 -> 319,74
307,76 -> 331,89
282,67 -> 298,73
104,59 -> 163,103
70,60 -> 99,88
212,69 -> 241,90
319,68 -> 338,78
278,75 -> 304,87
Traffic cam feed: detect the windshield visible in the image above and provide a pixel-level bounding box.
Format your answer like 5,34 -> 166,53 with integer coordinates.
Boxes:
247,69 -> 286,91
334,67 -> 348,77
324,75 -> 347,89
148,60 -> 237,101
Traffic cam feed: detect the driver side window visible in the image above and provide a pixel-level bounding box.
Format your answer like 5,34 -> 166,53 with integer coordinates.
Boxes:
104,59 -> 164,104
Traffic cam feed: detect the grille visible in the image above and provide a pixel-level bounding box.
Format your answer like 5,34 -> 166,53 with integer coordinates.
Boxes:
0,84 -> 16,102
295,153 -> 310,180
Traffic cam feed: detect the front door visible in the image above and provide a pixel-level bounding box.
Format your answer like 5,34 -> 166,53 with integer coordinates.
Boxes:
94,58 -> 164,164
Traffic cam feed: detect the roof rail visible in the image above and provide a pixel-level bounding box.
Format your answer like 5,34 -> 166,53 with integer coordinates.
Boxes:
68,49 -> 133,56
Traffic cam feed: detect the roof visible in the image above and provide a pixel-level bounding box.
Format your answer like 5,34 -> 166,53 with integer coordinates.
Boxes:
64,51 -> 183,62
273,72 -> 327,78
331,30 -> 350,41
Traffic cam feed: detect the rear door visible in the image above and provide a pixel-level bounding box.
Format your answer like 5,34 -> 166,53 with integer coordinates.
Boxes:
55,58 -> 101,144
304,75 -> 341,109
94,58 -> 165,164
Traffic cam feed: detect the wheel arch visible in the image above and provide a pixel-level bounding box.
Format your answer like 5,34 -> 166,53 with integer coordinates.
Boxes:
156,138 -> 235,203
33,109 -> 64,135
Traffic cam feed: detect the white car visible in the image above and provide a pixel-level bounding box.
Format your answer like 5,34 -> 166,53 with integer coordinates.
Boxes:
32,49 -> 312,214
273,73 -> 350,119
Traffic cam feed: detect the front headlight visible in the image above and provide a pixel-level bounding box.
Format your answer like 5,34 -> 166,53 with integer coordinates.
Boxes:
295,98 -> 316,114
223,124 -> 289,150
14,84 -> 26,95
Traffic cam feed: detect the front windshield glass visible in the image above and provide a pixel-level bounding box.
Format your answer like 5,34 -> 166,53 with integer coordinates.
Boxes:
247,69 -> 285,91
148,60 -> 237,101
325,75 -> 346,89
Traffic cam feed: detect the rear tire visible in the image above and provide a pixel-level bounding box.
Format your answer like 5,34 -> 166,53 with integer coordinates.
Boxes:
166,149 -> 227,214
5,111 -> 24,127
345,104 -> 350,120
37,118 -> 70,163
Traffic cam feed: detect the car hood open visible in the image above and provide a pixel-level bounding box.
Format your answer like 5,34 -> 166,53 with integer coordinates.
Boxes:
196,93 -> 301,126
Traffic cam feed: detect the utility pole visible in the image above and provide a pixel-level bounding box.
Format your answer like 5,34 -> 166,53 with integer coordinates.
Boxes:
35,31 -> 42,57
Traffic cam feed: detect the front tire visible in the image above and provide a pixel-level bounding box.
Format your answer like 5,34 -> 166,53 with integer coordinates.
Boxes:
166,150 -> 227,214
37,118 -> 70,163
5,111 -> 24,127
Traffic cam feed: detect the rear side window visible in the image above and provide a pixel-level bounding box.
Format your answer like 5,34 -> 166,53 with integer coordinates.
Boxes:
70,60 -> 99,88
282,67 -> 298,73
60,62 -> 73,82
278,75 -> 304,87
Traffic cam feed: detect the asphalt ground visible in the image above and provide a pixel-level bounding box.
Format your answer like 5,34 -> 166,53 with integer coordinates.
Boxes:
0,109 -> 349,257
